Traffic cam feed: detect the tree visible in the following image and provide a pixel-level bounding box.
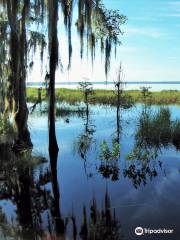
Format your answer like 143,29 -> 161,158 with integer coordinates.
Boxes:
47,0 -> 59,153
114,63 -> 124,143
79,80 -> 94,118
5,1 -> 32,147
0,0 -> 127,151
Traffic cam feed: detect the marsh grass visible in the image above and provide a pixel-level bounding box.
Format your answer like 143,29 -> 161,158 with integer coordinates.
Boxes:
127,107 -> 180,162
27,88 -> 180,105
27,88 -> 133,106
137,107 -> 172,147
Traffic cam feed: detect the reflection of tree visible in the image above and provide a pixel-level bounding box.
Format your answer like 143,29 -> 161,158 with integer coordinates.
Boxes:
0,142 -> 67,239
76,98 -> 96,178
0,143 -> 49,239
49,140 -> 65,237
98,140 -> 120,181
115,104 -> 121,144
79,189 -> 123,240
97,65 -> 127,181
125,103 -> 180,188
0,142 -> 124,239
124,163 -> 158,189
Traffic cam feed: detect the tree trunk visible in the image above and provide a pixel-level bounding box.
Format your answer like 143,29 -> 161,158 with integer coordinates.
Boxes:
6,0 -> 32,147
48,0 -> 59,153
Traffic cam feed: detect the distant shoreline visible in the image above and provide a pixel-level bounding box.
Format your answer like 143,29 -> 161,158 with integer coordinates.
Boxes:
26,81 -> 180,92
26,81 -> 180,85
27,88 -> 180,105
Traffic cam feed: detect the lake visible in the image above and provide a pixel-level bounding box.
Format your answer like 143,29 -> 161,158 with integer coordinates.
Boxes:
0,102 -> 180,239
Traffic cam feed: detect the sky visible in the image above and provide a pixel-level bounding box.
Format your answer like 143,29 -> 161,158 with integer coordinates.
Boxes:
103,0 -> 180,82
30,0 -> 180,83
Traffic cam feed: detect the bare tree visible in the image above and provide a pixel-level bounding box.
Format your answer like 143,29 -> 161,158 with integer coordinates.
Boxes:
113,63 -> 125,143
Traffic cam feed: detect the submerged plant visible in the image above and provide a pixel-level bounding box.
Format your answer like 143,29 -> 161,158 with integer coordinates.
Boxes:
100,139 -> 120,161
99,139 -> 120,181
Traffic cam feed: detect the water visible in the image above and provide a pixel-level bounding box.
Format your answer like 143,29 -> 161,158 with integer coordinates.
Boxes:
26,81 -> 180,91
1,103 -> 180,239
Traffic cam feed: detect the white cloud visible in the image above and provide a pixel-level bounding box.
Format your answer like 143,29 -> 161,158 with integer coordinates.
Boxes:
160,13 -> 180,17
125,26 -> 163,38
119,46 -> 140,54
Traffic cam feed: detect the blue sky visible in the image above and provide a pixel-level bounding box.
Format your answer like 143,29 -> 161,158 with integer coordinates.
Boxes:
103,0 -> 180,82
30,0 -> 180,83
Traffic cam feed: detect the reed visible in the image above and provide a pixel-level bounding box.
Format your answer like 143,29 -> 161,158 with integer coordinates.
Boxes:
26,88 -> 180,105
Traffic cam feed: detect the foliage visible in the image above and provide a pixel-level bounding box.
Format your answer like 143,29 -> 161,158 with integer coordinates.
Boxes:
26,88 -> 180,106
26,87 -> 134,107
79,81 -> 94,94
100,139 -> 120,161
79,81 -> 94,104
0,0 -> 126,78
126,106 -> 180,162
98,139 -> 120,181
127,89 -> 180,105
0,0 -> 127,147
140,86 -> 152,103
124,163 -> 158,189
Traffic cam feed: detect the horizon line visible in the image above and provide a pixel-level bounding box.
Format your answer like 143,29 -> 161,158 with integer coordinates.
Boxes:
26,81 -> 180,85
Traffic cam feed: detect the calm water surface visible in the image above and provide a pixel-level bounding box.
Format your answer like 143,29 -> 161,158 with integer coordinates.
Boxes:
1,103 -> 180,239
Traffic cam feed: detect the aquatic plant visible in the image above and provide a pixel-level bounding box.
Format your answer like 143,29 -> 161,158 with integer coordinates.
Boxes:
100,139 -> 120,161
125,106 -> 180,188
98,139 -> 120,181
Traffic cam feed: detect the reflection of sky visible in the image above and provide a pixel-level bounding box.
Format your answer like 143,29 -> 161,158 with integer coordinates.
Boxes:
29,0 -> 180,84
0,200 -> 17,224
2,104 -> 179,238
27,104 -> 180,239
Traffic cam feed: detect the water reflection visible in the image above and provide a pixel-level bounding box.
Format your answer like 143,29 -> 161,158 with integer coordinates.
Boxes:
98,139 -> 120,181
0,142 -> 123,239
0,143 -> 48,239
76,102 -> 96,178
1,102 -> 180,239
29,101 -> 86,120
48,138 -> 65,238
97,103 -> 122,181
124,104 -> 180,188
79,188 -> 123,240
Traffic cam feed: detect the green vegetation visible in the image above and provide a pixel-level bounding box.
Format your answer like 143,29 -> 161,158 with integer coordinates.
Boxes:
100,140 -> 120,162
98,140 -> 120,181
0,118 -> 14,136
27,88 -> 180,105
126,106 -> 180,163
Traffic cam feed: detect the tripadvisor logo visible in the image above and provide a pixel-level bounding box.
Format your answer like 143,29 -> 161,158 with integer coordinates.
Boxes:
135,227 -> 144,236
135,227 -> 174,236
